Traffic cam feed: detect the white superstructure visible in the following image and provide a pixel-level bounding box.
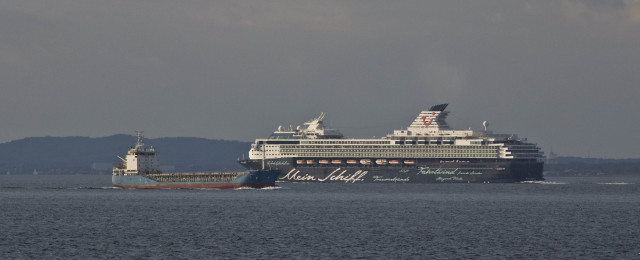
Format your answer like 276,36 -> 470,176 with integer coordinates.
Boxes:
248,104 -> 543,162
112,131 -> 161,175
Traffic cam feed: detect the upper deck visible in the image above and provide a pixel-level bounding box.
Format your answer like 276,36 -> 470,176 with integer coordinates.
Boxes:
268,112 -> 343,140
249,104 -> 543,160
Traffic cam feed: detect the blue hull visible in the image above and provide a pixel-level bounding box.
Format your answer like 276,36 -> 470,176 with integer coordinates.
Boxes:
112,170 -> 280,189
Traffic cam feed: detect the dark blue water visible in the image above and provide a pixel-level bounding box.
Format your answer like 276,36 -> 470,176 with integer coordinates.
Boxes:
2,175 -> 640,259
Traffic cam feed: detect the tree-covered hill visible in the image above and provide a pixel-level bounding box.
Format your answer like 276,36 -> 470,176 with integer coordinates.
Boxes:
0,135 -> 251,174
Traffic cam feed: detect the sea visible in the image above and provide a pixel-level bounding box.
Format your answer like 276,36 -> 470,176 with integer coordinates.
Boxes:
1,175 -> 639,259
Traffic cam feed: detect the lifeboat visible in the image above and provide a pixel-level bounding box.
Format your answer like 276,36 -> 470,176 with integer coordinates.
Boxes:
319,159 -> 330,164
360,159 -> 372,165
375,159 -> 388,165
389,160 -> 400,165
331,160 -> 342,164
404,160 -> 416,165
296,159 -> 305,164
346,160 -> 358,164
307,160 -> 316,164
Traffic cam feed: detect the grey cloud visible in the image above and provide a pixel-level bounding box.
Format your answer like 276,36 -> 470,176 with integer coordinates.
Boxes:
0,1 -> 639,158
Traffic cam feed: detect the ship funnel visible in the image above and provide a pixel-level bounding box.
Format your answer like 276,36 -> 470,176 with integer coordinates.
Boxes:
429,104 -> 448,111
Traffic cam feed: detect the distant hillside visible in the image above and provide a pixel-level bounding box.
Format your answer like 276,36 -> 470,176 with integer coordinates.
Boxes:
545,157 -> 640,176
0,135 -> 251,174
2,136 -> 639,176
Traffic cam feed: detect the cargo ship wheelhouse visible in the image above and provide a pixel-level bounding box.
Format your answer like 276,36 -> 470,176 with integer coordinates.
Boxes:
239,104 -> 544,183
112,131 -> 280,189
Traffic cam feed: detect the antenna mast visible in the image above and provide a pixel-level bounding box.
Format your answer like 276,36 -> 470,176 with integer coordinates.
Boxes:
135,130 -> 144,147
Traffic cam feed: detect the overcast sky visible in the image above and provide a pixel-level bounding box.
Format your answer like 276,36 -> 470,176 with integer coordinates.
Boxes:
1,1 -> 639,158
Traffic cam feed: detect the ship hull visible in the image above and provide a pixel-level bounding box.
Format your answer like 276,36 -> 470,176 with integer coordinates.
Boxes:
239,159 -> 543,183
112,170 -> 280,189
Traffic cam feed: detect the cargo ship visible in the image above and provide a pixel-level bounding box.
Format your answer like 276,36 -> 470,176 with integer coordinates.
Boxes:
239,104 -> 544,183
112,132 -> 280,189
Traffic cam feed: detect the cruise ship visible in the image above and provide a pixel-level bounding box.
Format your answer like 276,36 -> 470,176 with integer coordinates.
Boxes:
238,104 -> 544,183
112,132 -> 279,189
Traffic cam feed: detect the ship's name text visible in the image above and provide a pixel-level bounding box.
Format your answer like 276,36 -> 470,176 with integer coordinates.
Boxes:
436,177 -> 464,182
373,176 -> 410,182
440,160 -> 470,163
280,168 -> 367,183
417,167 -> 483,175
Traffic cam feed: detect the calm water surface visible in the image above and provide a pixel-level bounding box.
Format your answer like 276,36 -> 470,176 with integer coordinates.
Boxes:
1,175 -> 639,259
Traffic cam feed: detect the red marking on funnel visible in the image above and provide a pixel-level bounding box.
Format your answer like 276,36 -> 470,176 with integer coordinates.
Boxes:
422,115 -> 434,126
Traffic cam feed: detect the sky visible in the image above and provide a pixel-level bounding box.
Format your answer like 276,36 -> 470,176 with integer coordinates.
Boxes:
1,0 -> 639,158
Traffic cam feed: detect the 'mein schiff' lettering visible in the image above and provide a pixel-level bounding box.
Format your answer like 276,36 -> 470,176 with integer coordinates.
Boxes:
280,168 -> 367,183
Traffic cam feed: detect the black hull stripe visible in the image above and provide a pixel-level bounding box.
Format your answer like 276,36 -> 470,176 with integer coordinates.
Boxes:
239,159 -> 543,183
